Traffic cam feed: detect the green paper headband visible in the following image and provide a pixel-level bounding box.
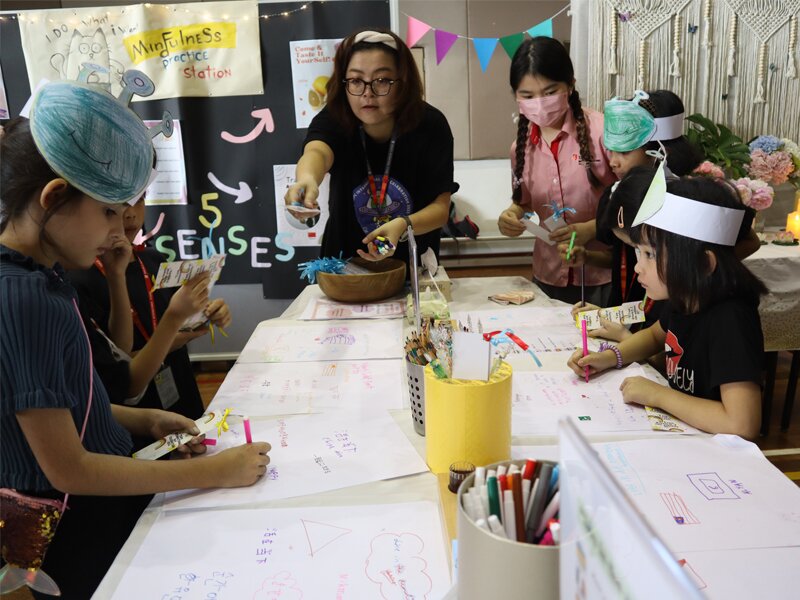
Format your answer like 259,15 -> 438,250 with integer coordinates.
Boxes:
603,90 -> 656,152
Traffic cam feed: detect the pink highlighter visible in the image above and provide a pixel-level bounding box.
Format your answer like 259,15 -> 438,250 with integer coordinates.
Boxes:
581,318 -> 589,383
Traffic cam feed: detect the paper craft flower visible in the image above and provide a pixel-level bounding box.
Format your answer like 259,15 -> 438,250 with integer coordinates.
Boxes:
692,160 -> 726,179
733,177 -> 774,211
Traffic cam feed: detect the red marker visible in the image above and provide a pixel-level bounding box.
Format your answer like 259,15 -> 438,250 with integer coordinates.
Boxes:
243,418 -> 253,444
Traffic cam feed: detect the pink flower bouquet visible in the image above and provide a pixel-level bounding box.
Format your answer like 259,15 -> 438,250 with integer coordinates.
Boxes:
733,177 -> 774,211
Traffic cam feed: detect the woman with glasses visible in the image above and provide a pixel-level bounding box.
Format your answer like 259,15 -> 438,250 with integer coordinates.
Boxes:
285,28 -> 457,264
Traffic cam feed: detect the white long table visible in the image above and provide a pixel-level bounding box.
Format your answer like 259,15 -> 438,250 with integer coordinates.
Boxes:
95,275 -> 790,599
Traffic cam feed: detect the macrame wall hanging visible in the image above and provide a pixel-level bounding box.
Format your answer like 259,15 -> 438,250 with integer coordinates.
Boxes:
580,0 -> 800,142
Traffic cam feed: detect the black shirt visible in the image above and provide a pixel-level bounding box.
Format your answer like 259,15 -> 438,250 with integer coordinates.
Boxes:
658,298 -> 764,400
69,247 -> 204,420
305,103 -> 458,266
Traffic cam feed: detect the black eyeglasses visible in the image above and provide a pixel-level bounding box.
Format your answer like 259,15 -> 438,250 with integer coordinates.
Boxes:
342,78 -> 399,96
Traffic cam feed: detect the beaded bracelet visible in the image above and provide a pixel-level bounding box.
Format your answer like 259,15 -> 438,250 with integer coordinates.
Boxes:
599,341 -> 623,369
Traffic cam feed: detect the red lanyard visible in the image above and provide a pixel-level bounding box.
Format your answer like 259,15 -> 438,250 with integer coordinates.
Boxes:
94,252 -> 158,341
359,127 -> 397,213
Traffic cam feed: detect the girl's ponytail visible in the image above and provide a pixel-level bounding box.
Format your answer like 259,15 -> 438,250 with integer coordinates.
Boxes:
512,115 -> 530,204
568,89 -> 601,189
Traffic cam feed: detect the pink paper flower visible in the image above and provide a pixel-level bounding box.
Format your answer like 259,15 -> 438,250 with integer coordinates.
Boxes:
746,149 -> 795,185
692,160 -> 725,179
734,177 -> 774,211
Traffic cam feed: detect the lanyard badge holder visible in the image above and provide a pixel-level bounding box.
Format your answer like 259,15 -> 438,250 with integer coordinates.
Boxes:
359,127 -> 397,216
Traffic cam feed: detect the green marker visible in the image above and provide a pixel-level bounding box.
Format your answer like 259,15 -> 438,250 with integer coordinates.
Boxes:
578,415 -> 591,421
566,230 -> 577,260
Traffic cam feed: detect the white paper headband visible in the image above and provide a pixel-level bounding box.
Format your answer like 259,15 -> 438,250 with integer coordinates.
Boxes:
632,163 -> 744,246
353,31 -> 398,50
652,113 -> 685,141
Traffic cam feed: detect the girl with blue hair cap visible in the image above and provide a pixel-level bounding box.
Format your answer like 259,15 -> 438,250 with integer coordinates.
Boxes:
0,71 -> 270,599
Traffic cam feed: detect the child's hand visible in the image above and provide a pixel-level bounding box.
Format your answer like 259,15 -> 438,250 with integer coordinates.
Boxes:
204,298 -> 232,328
571,301 -> 600,318
566,347 -> 617,378
99,235 -> 132,278
557,242 -> 586,266
498,208 -> 526,237
620,376 -> 662,407
589,317 -> 632,342
214,442 -> 272,487
165,272 -> 211,321
145,409 -> 207,457
548,221 -> 594,246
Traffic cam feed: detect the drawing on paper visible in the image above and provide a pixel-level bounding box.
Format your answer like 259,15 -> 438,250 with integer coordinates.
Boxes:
687,472 -> 739,500
318,328 -> 356,345
253,571 -> 303,600
677,558 -> 708,590
50,28 -> 124,88
365,532 -> 433,599
301,519 -> 352,557
659,492 -> 701,525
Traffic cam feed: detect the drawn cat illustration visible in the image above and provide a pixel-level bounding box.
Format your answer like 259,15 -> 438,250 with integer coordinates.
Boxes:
50,28 -> 123,89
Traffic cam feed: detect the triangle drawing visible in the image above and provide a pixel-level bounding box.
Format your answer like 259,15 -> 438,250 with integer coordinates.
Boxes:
301,519 -> 352,556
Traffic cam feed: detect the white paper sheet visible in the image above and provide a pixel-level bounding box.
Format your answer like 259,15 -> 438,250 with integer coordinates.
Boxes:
299,296 -> 406,320
110,501 -> 451,600
237,320 -> 403,363
451,305 -> 575,332
512,365 -> 697,435
273,164 -> 330,247
674,547 -> 800,599
594,435 -> 800,552
161,410 -> 428,510
208,360 -> 406,416
143,119 -> 188,205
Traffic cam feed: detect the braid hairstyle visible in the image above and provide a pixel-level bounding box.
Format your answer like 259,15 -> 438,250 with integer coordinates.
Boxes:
512,115 -> 530,204
567,89 -> 601,189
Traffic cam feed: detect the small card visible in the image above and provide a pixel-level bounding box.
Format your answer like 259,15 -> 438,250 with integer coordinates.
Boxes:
575,301 -> 646,330
646,406 -> 688,432
132,410 -> 244,460
285,204 -> 321,217
451,331 -> 492,381
521,217 -> 555,245
542,213 -> 568,233
152,254 -> 226,290
488,290 -> 535,305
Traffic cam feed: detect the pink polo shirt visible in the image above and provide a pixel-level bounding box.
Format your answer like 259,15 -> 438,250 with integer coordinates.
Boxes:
511,107 -> 616,288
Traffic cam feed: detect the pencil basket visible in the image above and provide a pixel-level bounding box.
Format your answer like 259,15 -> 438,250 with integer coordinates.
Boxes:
405,359 -> 426,436
456,460 -> 559,600
424,362 -> 512,474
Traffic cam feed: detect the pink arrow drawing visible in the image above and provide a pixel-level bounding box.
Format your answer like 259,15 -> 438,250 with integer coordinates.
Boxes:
133,211 -> 166,245
207,172 -> 253,204
220,108 -> 274,143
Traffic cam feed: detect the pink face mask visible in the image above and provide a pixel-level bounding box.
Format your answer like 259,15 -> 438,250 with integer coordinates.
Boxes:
517,92 -> 569,128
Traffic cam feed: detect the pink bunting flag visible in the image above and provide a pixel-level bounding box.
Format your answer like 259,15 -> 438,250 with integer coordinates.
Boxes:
435,30 -> 459,65
407,16 -> 431,47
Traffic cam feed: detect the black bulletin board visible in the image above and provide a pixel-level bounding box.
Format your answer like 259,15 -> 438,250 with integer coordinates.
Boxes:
0,1 -> 390,300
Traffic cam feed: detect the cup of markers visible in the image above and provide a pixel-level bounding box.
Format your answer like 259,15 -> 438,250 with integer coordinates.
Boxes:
456,459 -> 559,600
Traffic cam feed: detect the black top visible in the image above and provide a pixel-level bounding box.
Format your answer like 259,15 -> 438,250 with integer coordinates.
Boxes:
658,298 -> 763,401
305,103 -> 458,266
69,247 -> 205,420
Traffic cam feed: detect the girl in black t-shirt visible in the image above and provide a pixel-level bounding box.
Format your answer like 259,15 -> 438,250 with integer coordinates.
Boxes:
284,28 -> 457,266
568,175 -> 767,440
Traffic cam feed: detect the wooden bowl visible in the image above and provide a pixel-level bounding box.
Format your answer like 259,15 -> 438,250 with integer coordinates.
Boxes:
317,257 -> 406,303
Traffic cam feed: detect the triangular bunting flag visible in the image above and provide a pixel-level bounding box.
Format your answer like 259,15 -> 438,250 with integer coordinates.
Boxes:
473,38 -> 499,72
435,30 -> 460,65
407,16 -> 431,47
527,19 -> 553,38
499,32 -> 525,60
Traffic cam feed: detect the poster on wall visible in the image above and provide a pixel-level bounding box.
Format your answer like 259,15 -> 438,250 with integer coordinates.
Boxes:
0,64 -> 8,119
273,164 -> 330,247
143,119 -> 188,205
289,38 -> 340,128
17,0 -> 262,100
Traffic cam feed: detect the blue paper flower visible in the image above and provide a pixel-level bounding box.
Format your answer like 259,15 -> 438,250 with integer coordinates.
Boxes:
297,256 -> 347,283
749,135 -> 783,154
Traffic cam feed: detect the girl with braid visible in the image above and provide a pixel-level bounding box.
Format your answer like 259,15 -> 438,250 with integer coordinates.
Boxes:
497,37 -> 615,304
